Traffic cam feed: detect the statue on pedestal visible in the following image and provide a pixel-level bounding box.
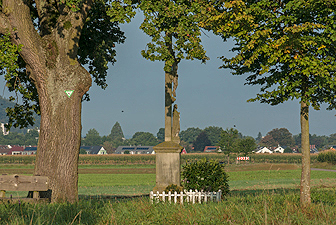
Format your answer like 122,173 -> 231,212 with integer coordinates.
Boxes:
172,104 -> 180,144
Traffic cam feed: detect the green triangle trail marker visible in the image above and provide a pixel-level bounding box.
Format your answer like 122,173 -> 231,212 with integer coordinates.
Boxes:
65,90 -> 74,98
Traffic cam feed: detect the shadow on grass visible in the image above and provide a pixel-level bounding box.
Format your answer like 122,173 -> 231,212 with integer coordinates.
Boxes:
78,193 -> 150,202
79,186 -> 336,206
229,187 -> 299,197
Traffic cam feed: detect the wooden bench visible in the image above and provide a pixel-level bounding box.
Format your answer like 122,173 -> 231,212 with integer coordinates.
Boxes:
0,174 -> 49,202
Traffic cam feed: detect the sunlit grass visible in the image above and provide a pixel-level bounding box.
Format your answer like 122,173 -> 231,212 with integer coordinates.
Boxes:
78,174 -> 156,187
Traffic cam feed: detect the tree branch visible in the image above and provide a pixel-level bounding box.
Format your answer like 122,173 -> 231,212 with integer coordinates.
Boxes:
0,12 -> 12,34
3,0 -> 45,79
53,0 -> 93,59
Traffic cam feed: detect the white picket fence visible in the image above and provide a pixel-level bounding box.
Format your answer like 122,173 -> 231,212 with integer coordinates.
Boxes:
149,190 -> 222,204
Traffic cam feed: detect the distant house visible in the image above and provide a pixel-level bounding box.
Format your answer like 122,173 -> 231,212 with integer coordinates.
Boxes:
181,148 -> 187,154
22,146 -> 37,155
255,147 -> 273,154
273,146 -> 285,153
10,146 -> 24,155
115,146 -> 154,154
204,146 -> 220,153
80,146 -> 107,155
310,145 -> 319,153
0,145 -> 11,155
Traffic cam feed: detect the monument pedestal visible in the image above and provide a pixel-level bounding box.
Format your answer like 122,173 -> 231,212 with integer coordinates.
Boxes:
153,141 -> 183,192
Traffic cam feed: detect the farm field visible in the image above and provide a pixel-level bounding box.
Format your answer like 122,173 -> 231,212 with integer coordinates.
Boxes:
1,159 -> 336,224
2,162 -> 336,198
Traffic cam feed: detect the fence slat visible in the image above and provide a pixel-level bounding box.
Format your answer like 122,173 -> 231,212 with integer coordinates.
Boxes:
150,191 -> 153,204
150,190 -> 221,204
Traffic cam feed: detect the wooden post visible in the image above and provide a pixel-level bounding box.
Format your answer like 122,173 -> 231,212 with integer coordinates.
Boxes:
33,191 -> 40,199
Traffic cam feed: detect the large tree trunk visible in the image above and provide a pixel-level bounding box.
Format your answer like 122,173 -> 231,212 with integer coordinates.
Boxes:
300,101 -> 311,206
34,65 -> 91,203
0,0 -> 93,203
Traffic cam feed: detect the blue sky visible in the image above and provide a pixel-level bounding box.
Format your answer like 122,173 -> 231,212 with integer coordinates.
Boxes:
1,13 -> 335,139
80,12 -> 336,138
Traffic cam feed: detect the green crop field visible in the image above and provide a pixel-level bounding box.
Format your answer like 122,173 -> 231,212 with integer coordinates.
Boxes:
1,161 -> 336,224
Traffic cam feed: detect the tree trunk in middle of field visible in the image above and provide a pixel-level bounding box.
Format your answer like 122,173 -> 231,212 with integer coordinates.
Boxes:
34,65 -> 91,203
2,0 -> 94,202
300,101 -> 311,206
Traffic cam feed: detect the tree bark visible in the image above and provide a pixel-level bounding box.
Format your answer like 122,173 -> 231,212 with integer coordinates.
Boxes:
0,0 -> 93,202
34,64 -> 91,203
300,101 -> 311,206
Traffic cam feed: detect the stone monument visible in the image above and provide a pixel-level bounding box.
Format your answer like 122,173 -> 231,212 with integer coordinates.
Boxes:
153,63 -> 183,192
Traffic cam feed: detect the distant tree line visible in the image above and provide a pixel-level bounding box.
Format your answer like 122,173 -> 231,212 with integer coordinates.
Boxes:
80,122 -> 336,154
258,127 -> 336,150
0,128 -> 39,146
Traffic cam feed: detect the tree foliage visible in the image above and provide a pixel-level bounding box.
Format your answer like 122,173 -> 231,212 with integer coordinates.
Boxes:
180,127 -> 203,145
259,134 -> 277,147
218,128 -> 240,156
130,131 -> 159,146
237,137 -> 257,156
82,128 -> 102,146
109,122 -> 124,140
267,128 -> 295,147
139,0 -> 210,71
203,126 -> 223,146
213,0 -> 336,206
192,131 -> 211,152
0,0 -> 134,129
157,128 -> 165,143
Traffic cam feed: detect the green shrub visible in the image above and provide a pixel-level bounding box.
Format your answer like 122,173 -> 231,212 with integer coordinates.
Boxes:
181,158 -> 229,195
317,151 -> 336,164
164,184 -> 184,193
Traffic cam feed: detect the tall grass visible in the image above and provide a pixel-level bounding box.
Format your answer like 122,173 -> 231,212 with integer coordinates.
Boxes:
1,188 -> 335,224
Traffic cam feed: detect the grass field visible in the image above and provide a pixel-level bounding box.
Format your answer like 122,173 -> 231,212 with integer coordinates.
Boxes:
1,162 -> 336,224
2,163 -> 336,197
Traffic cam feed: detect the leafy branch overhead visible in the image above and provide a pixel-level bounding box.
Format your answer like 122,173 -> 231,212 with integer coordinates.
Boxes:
139,0 -> 211,71
213,0 -> 336,109
0,0 -> 135,129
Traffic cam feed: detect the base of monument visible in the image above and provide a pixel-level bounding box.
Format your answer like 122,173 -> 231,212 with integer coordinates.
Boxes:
153,141 -> 183,192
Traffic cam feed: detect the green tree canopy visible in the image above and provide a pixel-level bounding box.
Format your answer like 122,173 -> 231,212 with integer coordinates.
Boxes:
109,122 -> 124,140
0,0 -> 135,202
259,134 -> 278,147
267,128 -> 295,147
255,132 -> 263,143
213,0 -> 336,206
180,127 -> 203,145
130,132 -> 159,146
157,128 -> 165,143
82,128 -> 102,146
218,128 -> 240,161
237,137 -> 257,156
203,126 -> 223,146
192,131 -> 211,152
